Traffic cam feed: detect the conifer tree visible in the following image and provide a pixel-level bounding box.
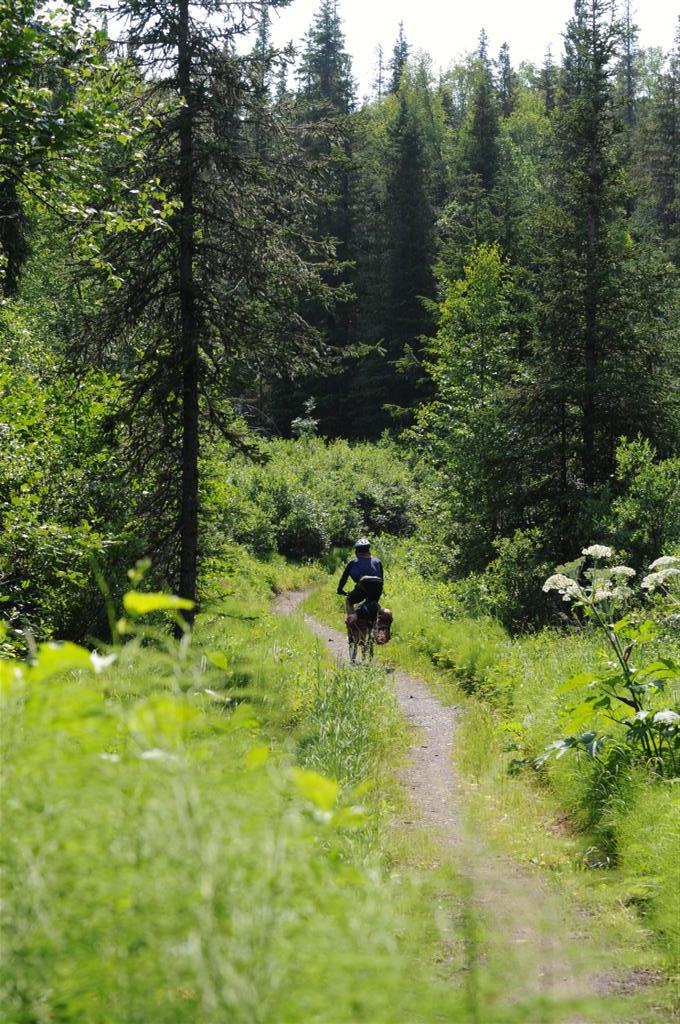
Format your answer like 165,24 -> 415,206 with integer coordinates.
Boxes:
297,0 -> 355,116
381,93 -> 435,418
388,22 -> 409,94
617,0 -> 639,130
540,47 -> 557,113
79,0 -> 333,611
524,0 -> 679,551
280,0 -> 356,435
462,33 -> 501,190
438,33 -> 502,277
374,44 -> 385,100
496,42 -> 517,118
643,20 -> 680,264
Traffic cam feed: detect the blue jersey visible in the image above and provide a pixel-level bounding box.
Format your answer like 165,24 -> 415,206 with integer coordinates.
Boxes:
337,556 -> 383,593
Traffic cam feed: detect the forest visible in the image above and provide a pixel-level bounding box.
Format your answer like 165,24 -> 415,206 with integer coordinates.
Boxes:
1,0 -> 679,1020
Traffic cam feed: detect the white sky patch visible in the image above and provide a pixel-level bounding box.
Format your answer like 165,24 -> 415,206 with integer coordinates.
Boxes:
268,0 -> 677,96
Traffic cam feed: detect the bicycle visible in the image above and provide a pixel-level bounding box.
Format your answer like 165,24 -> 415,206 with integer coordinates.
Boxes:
344,598 -> 379,664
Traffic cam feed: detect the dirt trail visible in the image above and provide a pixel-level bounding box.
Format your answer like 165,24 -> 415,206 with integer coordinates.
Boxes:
275,591 -> 645,1022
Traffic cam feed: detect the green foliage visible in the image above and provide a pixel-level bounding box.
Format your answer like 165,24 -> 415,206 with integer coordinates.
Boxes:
412,243 -> 522,578
605,439 -> 680,564
539,549 -> 680,777
203,437 -> 417,561
0,304 -> 143,645
0,0 -> 173,293
0,557 -> 471,1022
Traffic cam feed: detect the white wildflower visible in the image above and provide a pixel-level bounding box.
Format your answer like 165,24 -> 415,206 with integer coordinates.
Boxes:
90,651 -> 117,673
634,710 -> 650,721
138,749 -> 179,763
653,710 -> 680,726
609,565 -> 636,579
582,544 -> 613,560
543,574 -> 583,601
100,752 -> 121,763
592,585 -> 613,602
642,567 -> 680,591
648,555 -> 680,570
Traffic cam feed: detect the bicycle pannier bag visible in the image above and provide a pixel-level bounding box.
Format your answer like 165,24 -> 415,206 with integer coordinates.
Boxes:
375,607 -> 393,645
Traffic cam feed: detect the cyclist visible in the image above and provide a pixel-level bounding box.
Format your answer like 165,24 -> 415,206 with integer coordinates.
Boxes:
337,538 -> 384,610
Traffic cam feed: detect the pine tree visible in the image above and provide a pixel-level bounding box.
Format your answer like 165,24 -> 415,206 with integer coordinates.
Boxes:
77,0 -> 333,612
524,0 -> 679,552
279,0 -> 357,436
297,0 -> 355,117
459,32 -> 500,192
644,20 -> 680,264
496,42 -> 517,118
438,34 -> 502,278
617,0 -> 639,130
540,47 -> 558,113
374,44 -> 385,100
388,22 -> 409,95
381,93 -> 435,418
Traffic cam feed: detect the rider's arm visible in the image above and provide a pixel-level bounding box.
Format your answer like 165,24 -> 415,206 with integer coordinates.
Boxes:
337,562 -> 352,595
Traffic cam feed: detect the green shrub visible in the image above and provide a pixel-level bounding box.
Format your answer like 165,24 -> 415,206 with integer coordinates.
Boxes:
204,437 -> 418,561
0,316 -> 144,645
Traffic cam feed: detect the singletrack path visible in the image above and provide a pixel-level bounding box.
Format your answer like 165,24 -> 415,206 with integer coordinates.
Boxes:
274,590 -> 654,1023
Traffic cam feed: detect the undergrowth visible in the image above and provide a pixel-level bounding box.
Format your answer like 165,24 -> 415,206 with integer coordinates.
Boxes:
1,547 -> 469,1024
304,541 -> 680,979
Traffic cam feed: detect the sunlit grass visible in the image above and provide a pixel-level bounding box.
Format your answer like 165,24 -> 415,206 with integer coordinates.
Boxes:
303,566 -> 679,1016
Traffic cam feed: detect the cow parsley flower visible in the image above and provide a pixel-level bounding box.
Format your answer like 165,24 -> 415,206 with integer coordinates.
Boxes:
648,555 -> 680,570
634,710 -> 650,721
593,581 -> 633,604
609,565 -> 636,579
90,651 -> 117,673
642,568 -> 680,591
653,710 -> 679,726
543,574 -> 583,602
582,544 -> 613,560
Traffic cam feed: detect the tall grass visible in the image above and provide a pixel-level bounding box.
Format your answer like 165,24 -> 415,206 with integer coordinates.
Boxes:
1,547 -> 470,1023
305,543 -> 680,975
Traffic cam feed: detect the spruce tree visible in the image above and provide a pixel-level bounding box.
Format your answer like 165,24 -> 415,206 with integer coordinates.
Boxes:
388,22 -> 409,94
644,20 -> 680,264
438,33 -> 502,278
496,42 -> 517,118
525,0 -> 679,552
381,93 -> 435,418
540,47 -> 557,113
281,0 -> 356,435
297,0 -> 355,117
79,0 -> 333,611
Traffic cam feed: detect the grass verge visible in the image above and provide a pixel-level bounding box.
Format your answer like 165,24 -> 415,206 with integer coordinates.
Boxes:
1,546 -> 468,1023
304,565 -> 679,1020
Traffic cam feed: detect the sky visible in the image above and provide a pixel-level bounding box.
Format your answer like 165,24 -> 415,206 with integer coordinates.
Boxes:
266,0 -> 678,97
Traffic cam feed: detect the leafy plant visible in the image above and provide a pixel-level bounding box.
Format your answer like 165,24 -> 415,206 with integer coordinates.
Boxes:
539,547 -> 680,775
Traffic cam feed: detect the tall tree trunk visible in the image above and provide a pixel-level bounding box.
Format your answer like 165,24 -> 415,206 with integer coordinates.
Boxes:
177,0 -> 199,619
